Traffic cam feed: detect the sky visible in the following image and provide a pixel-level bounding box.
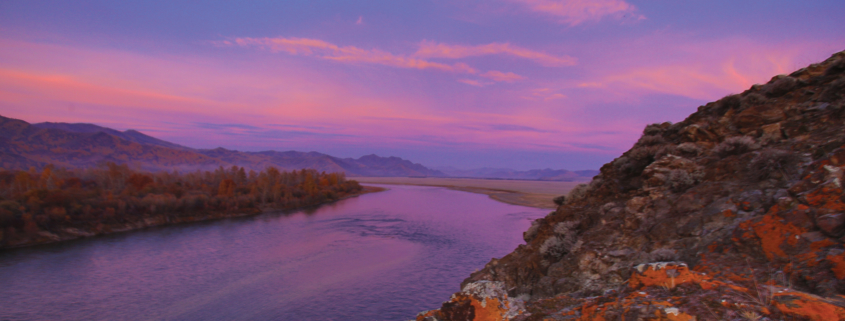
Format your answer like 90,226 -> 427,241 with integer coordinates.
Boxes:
0,1 -> 843,170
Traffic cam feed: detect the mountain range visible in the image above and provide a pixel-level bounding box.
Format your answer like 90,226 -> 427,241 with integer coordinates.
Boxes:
0,115 -> 444,177
0,115 -> 596,180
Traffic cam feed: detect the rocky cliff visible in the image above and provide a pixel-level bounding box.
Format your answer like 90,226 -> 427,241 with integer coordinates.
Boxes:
417,50 -> 845,321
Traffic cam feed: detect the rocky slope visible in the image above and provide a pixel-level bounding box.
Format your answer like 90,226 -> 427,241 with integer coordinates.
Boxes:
417,50 -> 845,321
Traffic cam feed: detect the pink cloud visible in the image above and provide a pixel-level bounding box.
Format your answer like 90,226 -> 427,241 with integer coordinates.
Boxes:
509,0 -> 643,25
414,41 -> 576,66
0,69 -> 216,111
0,39 -> 590,153
480,70 -> 525,82
575,38 -> 843,101
521,88 -> 566,101
458,79 -> 485,87
229,37 -> 477,73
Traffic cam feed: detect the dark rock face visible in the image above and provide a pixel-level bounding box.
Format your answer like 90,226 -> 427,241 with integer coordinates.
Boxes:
418,51 -> 845,320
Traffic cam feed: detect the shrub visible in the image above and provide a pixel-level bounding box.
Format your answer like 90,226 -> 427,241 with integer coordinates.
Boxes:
636,134 -> 666,146
719,94 -> 742,111
676,143 -> 702,157
523,219 -> 542,243
588,177 -> 603,191
655,145 -> 679,160
820,77 -> 845,103
748,149 -> 802,181
565,183 -> 589,204
629,145 -> 659,160
666,169 -> 702,192
643,123 -> 664,136
648,248 -> 679,262
825,57 -> 845,76
612,156 -> 629,168
741,92 -> 766,107
537,221 -> 581,258
552,195 -> 566,206
714,136 -> 759,157
616,146 -> 659,176
554,221 -> 579,235
539,236 -> 566,258
763,76 -> 798,97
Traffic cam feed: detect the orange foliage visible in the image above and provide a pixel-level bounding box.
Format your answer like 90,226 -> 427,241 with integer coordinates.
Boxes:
0,163 -> 363,247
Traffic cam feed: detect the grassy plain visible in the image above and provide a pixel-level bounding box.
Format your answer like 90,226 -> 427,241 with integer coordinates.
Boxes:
353,177 -> 587,209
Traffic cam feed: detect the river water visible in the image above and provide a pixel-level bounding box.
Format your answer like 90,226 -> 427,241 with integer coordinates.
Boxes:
0,185 -> 549,320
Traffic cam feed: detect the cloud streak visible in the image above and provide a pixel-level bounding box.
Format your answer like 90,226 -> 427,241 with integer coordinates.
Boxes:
414,41 -> 576,66
481,70 -> 525,82
224,37 -> 477,73
222,37 -> 548,82
508,0 -> 643,25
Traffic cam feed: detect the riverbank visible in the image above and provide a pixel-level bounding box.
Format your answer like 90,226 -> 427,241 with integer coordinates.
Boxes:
1,185 -> 385,250
354,177 -> 582,209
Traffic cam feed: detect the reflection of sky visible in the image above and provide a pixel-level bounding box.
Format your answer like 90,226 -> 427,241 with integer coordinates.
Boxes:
0,1 -> 842,170
0,184 -> 549,320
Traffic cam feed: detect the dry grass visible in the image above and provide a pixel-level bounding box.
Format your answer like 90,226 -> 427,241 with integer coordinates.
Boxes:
352,177 -> 585,208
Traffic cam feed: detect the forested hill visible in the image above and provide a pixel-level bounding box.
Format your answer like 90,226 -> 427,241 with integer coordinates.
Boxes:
0,116 -> 444,177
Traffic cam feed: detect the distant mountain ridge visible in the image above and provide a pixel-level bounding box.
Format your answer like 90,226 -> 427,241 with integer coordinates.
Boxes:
2,116 -> 596,180
0,116 -> 444,177
32,122 -> 192,151
435,166 -> 598,181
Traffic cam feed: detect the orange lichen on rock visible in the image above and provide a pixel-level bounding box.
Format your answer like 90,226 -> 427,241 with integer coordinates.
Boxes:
827,252 -> 845,279
740,206 -> 806,260
629,262 -> 709,289
470,297 -> 507,321
630,262 -> 753,295
797,239 -> 837,267
772,290 -> 845,321
664,309 -> 696,321
418,281 -> 524,321
805,186 -> 845,211
415,310 -> 438,321
578,302 -> 607,321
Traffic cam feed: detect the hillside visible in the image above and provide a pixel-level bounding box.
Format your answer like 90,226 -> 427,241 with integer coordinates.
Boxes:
0,117 -> 221,171
32,122 -> 192,151
416,51 -> 845,320
0,117 -> 444,177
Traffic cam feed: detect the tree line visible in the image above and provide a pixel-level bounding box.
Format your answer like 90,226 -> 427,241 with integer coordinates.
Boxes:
0,163 -> 363,248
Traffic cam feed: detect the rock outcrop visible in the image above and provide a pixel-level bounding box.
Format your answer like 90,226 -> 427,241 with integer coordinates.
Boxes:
418,50 -> 845,320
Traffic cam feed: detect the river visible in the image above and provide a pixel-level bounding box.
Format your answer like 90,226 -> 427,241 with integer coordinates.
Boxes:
0,185 -> 549,320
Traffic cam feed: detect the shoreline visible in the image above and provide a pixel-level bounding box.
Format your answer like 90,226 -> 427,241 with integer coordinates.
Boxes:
355,177 -> 582,209
1,186 -> 386,251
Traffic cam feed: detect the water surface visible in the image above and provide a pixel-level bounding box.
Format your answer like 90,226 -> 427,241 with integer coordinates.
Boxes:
0,185 -> 548,320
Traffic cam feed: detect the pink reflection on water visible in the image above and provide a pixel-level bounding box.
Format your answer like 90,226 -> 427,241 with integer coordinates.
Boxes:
0,184 -> 548,320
